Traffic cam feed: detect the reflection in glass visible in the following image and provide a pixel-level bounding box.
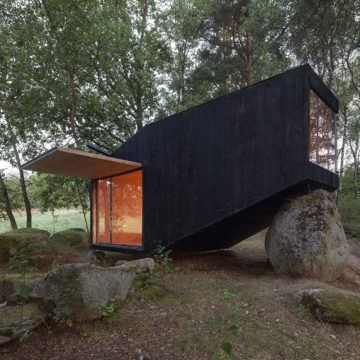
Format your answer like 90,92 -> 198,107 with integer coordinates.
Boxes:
95,178 -> 111,243
112,171 -> 142,246
92,170 -> 142,247
309,90 -> 336,172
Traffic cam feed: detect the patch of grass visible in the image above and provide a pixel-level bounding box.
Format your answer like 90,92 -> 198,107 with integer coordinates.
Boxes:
132,271 -> 168,302
139,285 -> 167,301
0,209 -> 89,234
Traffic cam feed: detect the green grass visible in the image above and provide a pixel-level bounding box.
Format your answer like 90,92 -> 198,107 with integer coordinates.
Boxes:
0,209 -> 90,234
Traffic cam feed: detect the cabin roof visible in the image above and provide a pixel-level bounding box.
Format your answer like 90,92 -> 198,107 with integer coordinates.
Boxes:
21,147 -> 142,179
112,64 -> 338,156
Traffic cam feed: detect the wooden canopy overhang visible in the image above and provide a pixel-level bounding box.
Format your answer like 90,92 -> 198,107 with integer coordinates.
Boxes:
21,147 -> 142,179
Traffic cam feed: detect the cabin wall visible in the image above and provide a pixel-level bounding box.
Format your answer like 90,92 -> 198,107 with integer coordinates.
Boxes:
112,66 -> 337,253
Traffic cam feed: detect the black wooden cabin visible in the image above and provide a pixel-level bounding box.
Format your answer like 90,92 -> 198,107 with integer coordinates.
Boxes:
23,64 -> 339,255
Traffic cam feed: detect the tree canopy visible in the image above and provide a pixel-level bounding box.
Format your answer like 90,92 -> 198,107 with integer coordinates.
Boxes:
0,0 -> 359,229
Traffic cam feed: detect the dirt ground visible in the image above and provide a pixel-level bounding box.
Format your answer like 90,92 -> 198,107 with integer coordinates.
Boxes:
1,233 -> 359,360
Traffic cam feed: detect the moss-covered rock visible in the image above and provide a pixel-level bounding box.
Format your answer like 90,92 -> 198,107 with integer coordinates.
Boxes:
266,190 -> 349,280
51,228 -> 89,251
32,258 -> 154,322
296,288 -> 360,325
0,304 -> 44,345
0,279 -> 15,304
0,237 -> 18,264
0,228 -> 50,264
1,273 -> 43,305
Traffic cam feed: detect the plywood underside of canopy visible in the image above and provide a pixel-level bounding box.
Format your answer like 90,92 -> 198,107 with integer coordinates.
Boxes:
22,147 -> 142,179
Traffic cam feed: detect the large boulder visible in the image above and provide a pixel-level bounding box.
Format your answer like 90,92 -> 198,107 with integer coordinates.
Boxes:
0,304 -> 44,346
0,228 -> 50,264
51,228 -> 89,251
340,254 -> 360,286
0,280 -> 16,305
295,288 -> 360,325
265,190 -> 349,280
32,258 -> 154,322
0,273 -> 43,305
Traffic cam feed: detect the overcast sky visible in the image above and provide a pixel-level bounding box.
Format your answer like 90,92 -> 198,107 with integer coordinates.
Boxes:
0,159 -> 17,175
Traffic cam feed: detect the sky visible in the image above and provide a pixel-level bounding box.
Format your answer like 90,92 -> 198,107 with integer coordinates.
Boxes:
0,159 -> 18,175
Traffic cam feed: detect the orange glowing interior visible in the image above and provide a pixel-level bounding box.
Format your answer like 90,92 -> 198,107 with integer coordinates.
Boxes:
309,90 -> 336,172
92,170 -> 143,247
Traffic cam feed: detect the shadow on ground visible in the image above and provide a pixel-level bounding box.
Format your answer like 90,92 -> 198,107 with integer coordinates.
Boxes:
173,230 -> 271,276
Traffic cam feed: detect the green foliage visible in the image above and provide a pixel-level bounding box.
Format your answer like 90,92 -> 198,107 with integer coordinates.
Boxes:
29,174 -> 88,213
0,209 -> 89,234
300,290 -> 360,325
133,270 -> 157,288
223,290 -> 236,301
0,228 -> 49,265
153,246 -> 174,273
212,288 -> 242,359
9,238 -> 41,271
0,0 -> 359,235
0,236 -> 18,263
339,167 -> 360,234
133,270 -> 167,302
220,341 -> 241,360
99,299 -> 118,323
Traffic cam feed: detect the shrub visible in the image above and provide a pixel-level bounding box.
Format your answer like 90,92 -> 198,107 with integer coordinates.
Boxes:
153,246 -> 174,273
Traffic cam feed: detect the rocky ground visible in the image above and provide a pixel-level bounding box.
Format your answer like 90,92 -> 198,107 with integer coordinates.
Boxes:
1,233 -> 359,360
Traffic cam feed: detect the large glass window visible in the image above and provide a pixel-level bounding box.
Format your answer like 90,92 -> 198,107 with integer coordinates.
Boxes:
92,169 -> 143,247
309,90 -> 336,172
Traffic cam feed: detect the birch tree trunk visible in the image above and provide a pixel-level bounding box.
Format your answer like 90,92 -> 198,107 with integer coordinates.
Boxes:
0,171 -> 17,230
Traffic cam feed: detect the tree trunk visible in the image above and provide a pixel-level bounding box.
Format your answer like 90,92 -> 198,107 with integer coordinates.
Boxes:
75,178 -> 89,234
134,0 -> 149,131
0,171 -> 17,230
4,117 -> 32,228
135,92 -> 144,131
337,108 -> 348,203
243,33 -> 252,86
222,27 -> 229,91
69,70 -> 80,146
350,141 -> 360,198
12,144 -> 32,228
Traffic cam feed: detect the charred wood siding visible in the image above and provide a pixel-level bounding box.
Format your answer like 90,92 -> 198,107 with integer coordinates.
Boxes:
111,64 -> 339,253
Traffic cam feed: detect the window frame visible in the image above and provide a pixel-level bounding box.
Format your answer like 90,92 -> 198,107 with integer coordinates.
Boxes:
308,88 -> 338,173
90,168 -> 144,250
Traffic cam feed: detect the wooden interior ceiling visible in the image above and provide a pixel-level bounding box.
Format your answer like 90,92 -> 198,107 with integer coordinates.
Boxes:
22,147 -> 142,179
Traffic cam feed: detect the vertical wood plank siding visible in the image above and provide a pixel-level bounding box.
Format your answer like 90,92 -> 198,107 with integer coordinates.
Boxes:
106,64 -> 339,253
